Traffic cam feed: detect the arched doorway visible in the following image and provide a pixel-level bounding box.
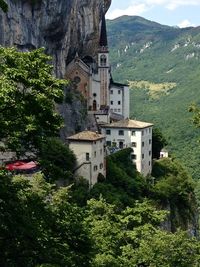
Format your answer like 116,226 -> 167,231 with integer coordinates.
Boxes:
93,100 -> 97,111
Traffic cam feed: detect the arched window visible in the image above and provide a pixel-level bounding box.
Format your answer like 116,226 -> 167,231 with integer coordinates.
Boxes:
100,54 -> 107,66
93,100 -> 97,111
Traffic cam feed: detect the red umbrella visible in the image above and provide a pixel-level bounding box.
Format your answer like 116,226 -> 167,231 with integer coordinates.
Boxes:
6,161 -> 37,171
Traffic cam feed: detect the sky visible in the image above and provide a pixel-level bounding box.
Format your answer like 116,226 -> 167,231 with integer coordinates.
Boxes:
106,0 -> 200,28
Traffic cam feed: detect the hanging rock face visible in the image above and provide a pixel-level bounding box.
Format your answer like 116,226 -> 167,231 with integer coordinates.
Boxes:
0,0 -> 111,77
0,0 -> 111,137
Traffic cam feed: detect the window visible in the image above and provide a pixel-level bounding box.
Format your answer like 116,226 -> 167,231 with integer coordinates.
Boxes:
110,90 -> 113,94
118,101 -> 121,105
142,141 -> 144,147
118,109 -> 121,112
142,130 -> 144,136
93,93 -> 97,97
132,142 -> 137,147
119,141 -> 124,149
100,149 -> 103,155
94,151 -> 96,157
149,151 -> 151,156
110,101 -> 113,105
131,130 -> 136,136
106,129 -> 111,135
149,161 -> 151,166
73,76 -> 81,84
93,165 -> 98,171
100,163 -> 103,169
106,141 -> 111,146
149,128 -> 151,133
118,90 -> 121,94
142,154 -> 144,159
131,154 -> 136,160
86,153 -> 90,161
100,54 -> 107,66
149,139 -> 152,145
118,130 -> 124,136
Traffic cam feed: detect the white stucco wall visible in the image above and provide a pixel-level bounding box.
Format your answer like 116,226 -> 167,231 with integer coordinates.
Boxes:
90,77 -> 101,110
123,86 -> 130,119
101,126 -> 152,176
95,114 -> 110,123
109,85 -> 129,119
109,86 -> 123,116
69,139 -> 106,187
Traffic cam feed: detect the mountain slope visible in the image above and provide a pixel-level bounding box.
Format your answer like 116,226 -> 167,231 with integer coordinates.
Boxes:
107,16 -> 200,179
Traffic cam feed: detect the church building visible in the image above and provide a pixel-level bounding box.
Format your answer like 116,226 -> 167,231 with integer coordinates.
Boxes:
65,12 -> 129,123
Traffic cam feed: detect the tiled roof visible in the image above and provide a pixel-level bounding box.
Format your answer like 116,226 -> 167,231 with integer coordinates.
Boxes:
101,118 -> 153,129
67,131 -> 105,141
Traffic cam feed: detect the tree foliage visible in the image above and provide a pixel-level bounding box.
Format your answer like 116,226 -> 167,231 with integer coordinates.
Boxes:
89,148 -> 146,208
151,158 -> 197,231
0,170 -> 199,266
0,0 -> 8,12
0,47 -> 67,154
85,197 -> 200,267
0,172 -> 91,267
38,137 -> 76,182
152,127 -> 167,159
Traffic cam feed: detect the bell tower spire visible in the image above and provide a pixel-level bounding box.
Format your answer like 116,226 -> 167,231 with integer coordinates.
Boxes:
98,3 -> 110,109
99,9 -> 108,49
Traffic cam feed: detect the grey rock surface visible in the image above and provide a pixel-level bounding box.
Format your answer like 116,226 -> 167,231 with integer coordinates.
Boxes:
0,0 -> 111,136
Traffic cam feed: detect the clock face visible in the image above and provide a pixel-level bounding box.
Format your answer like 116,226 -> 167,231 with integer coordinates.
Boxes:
74,76 -> 81,84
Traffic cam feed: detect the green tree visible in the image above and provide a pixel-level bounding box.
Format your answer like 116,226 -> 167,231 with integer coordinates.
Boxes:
0,171 -> 91,266
152,158 -> 197,231
38,137 -> 76,183
89,148 -> 146,208
0,0 -> 8,12
152,127 -> 168,159
189,103 -> 200,128
85,197 -> 200,267
0,47 -> 67,155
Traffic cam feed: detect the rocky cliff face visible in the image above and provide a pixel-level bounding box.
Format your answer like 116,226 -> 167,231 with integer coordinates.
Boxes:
0,0 -> 111,77
0,0 -> 111,136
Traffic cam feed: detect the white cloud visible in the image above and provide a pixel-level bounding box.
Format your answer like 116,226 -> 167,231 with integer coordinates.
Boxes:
106,0 -> 200,19
178,19 -> 195,28
146,0 -> 200,9
106,3 -> 148,19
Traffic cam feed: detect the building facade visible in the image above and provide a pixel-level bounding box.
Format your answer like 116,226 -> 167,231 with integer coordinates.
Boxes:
101,119 -> 153,176
67,131 -> 106,187
65,13 -> 129,123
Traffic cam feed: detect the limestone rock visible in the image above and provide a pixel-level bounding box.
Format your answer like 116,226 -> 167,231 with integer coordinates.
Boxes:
0,0 -> 111,77
0,0 -> 111,136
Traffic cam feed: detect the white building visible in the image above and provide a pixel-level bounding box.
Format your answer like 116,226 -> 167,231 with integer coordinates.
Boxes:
65,13 -> 129,123
160,148 -> 169,158
110,79 -> 129,119
67,131 -> 106,187
101,119 -> 153,176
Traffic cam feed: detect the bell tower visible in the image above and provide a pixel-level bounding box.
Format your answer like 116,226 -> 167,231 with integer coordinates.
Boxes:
98,4 -> 110,109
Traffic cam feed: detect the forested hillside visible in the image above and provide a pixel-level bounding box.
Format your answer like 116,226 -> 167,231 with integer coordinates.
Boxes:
107,16 -> 200,179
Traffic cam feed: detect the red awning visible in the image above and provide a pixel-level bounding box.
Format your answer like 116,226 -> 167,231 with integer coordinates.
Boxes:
6,161 -> 37,171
